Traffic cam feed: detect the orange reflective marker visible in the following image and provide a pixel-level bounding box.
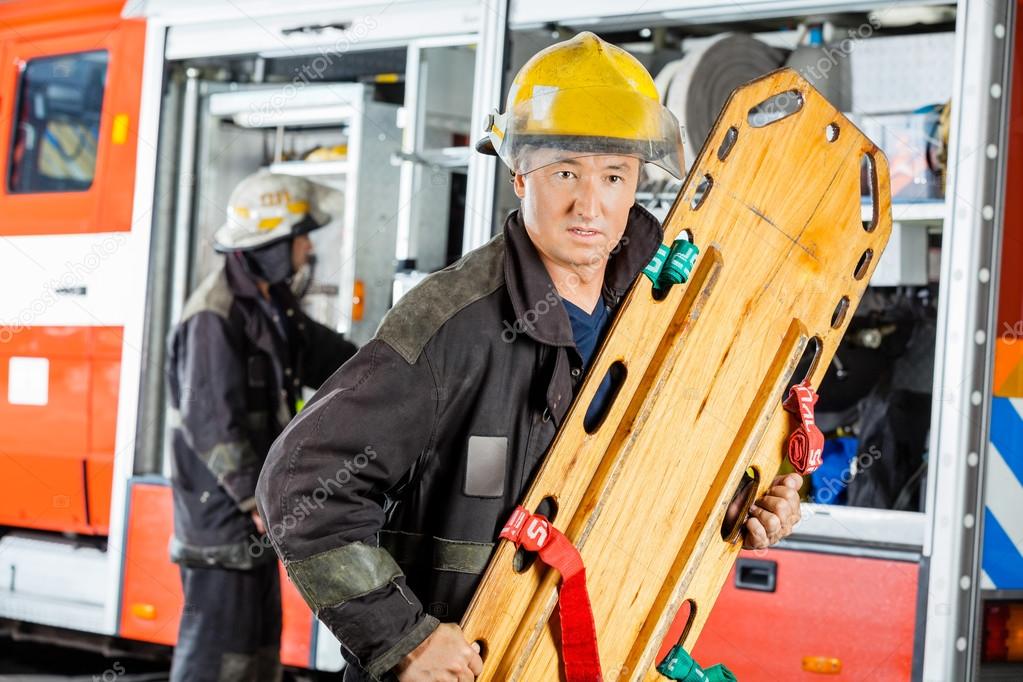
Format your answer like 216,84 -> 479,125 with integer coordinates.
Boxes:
131,603 -> 157,620
801,656 -> 842,674
352,279 -> 365,322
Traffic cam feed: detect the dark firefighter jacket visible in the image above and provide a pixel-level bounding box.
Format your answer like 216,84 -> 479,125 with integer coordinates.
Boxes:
167,254 -> 357,569
256,206 -> 662,679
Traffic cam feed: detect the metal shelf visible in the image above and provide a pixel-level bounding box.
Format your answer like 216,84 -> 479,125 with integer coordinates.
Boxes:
208,83 -> 363,129
267,159 -> 351,177
792,504 -> 926,551
394,146 -> 472,170
510,0 -> 952,31
867,200 -> 947,223
635,189 -> 682,204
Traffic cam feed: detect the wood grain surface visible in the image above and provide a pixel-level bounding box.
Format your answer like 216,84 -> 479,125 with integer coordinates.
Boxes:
461,68 -> 893,681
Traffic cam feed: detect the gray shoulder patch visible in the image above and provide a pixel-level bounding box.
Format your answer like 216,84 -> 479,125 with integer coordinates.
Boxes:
376,232 -> 506,364
181,268 -> 234,322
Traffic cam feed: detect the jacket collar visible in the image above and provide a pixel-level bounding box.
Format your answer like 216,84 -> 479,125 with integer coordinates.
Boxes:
223,253 -> 297,362
224,251 -> 265,301
502,204 -> 663,347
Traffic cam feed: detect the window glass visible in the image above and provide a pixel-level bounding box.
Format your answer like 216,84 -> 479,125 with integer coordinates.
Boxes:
8,50 -> 109,193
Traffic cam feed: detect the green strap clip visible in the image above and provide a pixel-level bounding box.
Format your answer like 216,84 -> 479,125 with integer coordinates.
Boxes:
657,644 -> 737,682
643,237 -> 700,291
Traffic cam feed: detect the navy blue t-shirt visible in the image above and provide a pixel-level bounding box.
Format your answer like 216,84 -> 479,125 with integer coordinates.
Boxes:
562,297 -> 614,429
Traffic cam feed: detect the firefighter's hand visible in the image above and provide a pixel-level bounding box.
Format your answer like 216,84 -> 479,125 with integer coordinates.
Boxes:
250,510 -> 266,535
743,473 -> 802,550
395,622 -> 483,681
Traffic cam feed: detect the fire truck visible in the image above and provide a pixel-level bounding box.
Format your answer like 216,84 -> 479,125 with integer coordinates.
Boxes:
0,0 -> 1019,679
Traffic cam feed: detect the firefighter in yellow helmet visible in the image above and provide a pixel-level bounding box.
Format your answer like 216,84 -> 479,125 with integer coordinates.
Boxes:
257,33 -> 802,682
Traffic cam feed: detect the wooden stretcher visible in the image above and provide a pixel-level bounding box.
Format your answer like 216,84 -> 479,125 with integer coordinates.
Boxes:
460,68 -> 893,680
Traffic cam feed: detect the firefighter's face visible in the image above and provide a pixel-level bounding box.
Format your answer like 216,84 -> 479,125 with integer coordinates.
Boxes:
514,153 -> 639,273
291,234 -> 314,272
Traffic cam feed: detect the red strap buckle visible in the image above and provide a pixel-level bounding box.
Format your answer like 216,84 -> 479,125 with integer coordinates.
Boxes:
520,515 -> 552,553
499,506 -> 601,680
782,381 -> 825,474
500,505 -> 530,543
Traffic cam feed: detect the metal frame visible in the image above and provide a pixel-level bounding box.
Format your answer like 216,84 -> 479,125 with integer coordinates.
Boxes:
152,0 -> 483,61
507,0 -> 953,30
167,68 -> 201,337
794,504 -> 926,551
922,2 -> 1015,679
462,0 -> 508,251
395,34 -> 478,267
103,18 -> 170,635
344,95 -> 403,344
395,41 -> 425,262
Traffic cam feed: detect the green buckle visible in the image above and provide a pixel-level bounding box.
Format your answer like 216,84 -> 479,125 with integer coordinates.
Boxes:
643,238 -> 700,291
657,644 -> 737,681
643,243 -> 672,283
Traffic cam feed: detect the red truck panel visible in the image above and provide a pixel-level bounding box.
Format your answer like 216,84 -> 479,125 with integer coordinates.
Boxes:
687,548 -> 918,680
0,325 -> 121,534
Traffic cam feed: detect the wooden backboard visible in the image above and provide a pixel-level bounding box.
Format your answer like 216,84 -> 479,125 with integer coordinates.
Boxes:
462,68 -> 893,681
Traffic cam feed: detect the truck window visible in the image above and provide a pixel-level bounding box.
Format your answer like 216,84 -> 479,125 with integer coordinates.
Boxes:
7,50 -> 109,193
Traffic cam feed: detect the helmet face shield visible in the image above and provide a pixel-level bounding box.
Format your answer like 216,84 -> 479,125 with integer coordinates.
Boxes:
486,86 -> 685,178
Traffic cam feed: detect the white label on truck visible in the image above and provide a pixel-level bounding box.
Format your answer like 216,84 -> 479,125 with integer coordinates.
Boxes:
8,356 -> 49,406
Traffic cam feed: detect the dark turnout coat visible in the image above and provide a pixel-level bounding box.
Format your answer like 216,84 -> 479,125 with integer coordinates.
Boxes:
167,254 -> 357,569
256,206 -> 662,679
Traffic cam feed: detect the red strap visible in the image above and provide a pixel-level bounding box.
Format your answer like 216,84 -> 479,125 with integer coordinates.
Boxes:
782,381 -> 825,474
500,506 -> 602,681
